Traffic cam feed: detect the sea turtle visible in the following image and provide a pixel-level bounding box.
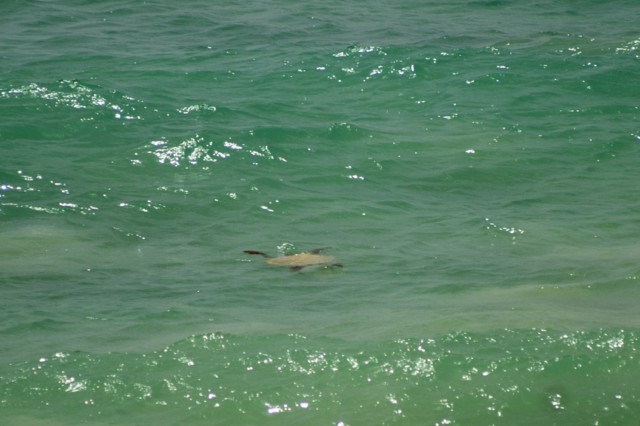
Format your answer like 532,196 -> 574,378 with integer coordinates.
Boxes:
243,247 -> 343,271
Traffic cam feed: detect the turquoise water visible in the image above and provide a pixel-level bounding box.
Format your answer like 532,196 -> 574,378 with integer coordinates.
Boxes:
2,0 -> 640,424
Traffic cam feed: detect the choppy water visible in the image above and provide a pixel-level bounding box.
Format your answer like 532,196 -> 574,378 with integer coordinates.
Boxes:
2,0 -> 640,424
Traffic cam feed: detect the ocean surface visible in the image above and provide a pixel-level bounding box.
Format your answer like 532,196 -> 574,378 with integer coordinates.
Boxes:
2,0 -> 640,424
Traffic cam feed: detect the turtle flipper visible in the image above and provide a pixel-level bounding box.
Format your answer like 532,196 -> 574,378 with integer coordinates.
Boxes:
243,250 -> 271,258
290,263 -> 342,272
309,247 -> 332,254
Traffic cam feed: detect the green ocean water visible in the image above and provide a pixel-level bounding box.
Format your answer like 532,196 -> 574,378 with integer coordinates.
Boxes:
2,0 -> 640,424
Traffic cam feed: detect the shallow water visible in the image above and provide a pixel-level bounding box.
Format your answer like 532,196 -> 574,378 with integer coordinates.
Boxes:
2,0 -> 640,424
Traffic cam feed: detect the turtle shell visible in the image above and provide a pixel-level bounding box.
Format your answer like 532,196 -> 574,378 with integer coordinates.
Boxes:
266,252 -> 335,267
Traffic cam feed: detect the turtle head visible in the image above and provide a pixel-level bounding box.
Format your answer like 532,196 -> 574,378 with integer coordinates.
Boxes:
243,250 -> 271,258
